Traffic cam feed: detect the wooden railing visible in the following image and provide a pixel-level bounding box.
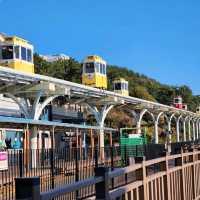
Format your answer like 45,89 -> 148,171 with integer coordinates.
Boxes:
16,145 -> 200,200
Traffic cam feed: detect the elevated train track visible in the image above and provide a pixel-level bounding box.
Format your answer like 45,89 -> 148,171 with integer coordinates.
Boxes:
0,66 -> 196,116
0,66 -> 199,145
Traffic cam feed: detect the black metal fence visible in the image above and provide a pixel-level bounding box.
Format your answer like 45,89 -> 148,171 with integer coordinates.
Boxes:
0,146 -> 122,200
0,141 -> 199,200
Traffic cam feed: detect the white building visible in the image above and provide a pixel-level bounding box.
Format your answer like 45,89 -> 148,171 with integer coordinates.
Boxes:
41,54 -> 70,62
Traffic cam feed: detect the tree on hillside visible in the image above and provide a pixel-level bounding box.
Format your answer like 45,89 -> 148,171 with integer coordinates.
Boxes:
34,53 -> 82,82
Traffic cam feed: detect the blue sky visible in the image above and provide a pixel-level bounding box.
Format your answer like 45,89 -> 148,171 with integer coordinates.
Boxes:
1,0 -> 200,94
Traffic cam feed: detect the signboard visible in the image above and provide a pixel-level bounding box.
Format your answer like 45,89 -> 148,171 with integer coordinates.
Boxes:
0,151 -> 8,171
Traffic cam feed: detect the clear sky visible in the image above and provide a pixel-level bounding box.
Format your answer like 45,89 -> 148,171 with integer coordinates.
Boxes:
1,0 -> 200,94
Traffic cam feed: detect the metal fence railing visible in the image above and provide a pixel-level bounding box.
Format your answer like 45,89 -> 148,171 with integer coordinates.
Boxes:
16,144 -> 200,200
0,140 -> 199,200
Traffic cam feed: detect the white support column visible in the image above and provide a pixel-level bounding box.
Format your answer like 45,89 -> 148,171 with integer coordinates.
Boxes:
136,109 -> 155,142
136,121 -> 142,134
32,94 -> 58,120
87,104 -> 114,157
183,121 -> 186,141
193,121 -> 196,141
176,115 -> 182,142
154,121 -> 159,144
196,120 -> 199,140
199,121 -> 200,139
167,121 -> 172,144
188,120 -> 191,141
154,112 -> 169,144
176,120 -> 180,142
30,126 -> 38,168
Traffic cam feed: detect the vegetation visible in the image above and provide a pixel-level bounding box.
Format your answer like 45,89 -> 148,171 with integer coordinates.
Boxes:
34,54 -> 200,112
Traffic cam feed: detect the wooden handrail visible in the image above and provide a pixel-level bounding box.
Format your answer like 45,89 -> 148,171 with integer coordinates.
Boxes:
39,146 -> 200,200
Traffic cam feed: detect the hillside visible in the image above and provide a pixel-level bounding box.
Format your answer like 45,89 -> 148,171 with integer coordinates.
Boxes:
34,54 -> 200,113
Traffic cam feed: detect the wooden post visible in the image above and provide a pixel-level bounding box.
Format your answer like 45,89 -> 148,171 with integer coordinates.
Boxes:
180,150 -> 186,200
79,130 -> 82,160
15,177 -> 40,200
166,153 -> 171,200
51,126 -> 55,149
90,129 -> 94,159
76,128 -> 79,148
95,167 -> 110,199
109,131 -> 113,147
142,159 -> 147,200
24,125 -> 30,168
192,148 -> 196,199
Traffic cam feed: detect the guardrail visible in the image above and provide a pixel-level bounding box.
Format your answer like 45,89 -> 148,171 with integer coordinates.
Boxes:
15,144 -> 200,200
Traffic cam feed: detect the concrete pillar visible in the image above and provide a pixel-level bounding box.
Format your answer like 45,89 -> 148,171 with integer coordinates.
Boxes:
199,122 -> 200,139
99,129 -> 105,160
87,104 -> 114,160
167,121 -> 172,144
30,126 -> 38,168
183,121 -> 186,141
154,121 -> 159,144
196,121 -> 199,140
176,121 -> 180,142
193,121 -> 196,141
136,121 -> 142,134
30,126 -> 38,149
188,120 -> 191,141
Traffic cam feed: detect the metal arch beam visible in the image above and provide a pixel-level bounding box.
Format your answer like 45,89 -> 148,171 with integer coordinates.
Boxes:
4,93 -> 30,118
153,111 -> 169,144
121,107 -> 143,128
196,118 -> 200,139
168,112 -> 178,135
33,95 -> 59,120
1,66 -> 199,118
86,103 -> 114,127
31,91 -> 43,118
192,117 -> 200,140
182,115 -> 191,142
137,108 -> 155,134
155,111 -> 169,124
176,115 -> 183,142
188,117 -> 193,141
183,115 -> 191,141
86,103 -> 114,155
191,117 -> 199,141
169,112 -> 178,123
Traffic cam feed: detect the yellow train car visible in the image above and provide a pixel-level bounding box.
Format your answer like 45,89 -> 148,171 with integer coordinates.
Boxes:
0,33 -> 34,73
113,78 -> 129,96
82,55 -> 107,89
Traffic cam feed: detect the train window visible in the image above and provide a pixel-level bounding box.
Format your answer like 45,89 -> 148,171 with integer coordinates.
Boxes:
114,83 -> 121,90
21,47 -> 27,61
123,83 -> 125,90
174,99 -> 179,103
125,83 -> 128,90
103,64 -> 106,75
85,63 -> 94,73
1,46 -> 13,59
100,64 -> 103,74
14,46 -> 20,59
95,63 -> 100,73
27,49 -> 32,62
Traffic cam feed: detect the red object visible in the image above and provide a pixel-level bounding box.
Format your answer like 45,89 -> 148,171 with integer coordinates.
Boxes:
174,104 -> 183,109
